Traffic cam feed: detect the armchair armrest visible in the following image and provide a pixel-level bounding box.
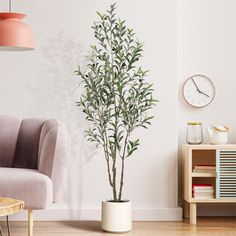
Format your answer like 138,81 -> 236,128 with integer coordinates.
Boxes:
38,119 -> 71,202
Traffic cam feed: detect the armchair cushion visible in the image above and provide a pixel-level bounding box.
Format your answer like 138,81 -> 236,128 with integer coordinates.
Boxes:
0,167 -> 53,209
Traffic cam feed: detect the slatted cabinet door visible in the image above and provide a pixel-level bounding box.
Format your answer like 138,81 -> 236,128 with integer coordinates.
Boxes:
216,150 -> 236,198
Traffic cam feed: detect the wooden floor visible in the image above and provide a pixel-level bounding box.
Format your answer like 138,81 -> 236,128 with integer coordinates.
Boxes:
0,217 -> 236,236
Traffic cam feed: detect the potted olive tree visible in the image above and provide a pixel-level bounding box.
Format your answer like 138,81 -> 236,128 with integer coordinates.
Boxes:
76,3 -> 157,233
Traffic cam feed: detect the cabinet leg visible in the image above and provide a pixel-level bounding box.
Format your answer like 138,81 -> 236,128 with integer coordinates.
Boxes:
190,203 -> 197,224
183,200 -> 190,219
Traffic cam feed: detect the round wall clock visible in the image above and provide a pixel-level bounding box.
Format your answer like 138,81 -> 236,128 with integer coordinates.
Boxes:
183,74 -> 216,108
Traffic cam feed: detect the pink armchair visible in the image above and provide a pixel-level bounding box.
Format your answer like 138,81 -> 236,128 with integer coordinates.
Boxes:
0,116 -> 70,235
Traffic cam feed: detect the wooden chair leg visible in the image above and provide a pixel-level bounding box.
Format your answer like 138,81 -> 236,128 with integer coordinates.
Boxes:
6,216 -> 10,236
28,209 -> 33,236
0,224 -> 3,236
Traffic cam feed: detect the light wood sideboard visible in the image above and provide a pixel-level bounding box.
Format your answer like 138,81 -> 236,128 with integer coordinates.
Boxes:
182,144 -> 236,224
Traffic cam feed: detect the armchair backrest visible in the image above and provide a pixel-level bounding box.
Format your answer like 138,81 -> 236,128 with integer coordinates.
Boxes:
38,119 -> 71,202
0,116 -> 45,169
13,118 -> 45,169
0,116 -> 21,167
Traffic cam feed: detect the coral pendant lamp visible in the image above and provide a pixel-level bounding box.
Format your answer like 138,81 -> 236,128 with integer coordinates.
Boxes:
0,0 -> 34,51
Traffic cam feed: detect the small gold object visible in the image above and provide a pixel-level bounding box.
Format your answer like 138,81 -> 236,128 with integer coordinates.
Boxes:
213,125 -> 229,132
187,122 -> 202,126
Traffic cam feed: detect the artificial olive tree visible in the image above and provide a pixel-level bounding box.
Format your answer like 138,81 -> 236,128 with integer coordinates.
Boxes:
76,3 -> 157,202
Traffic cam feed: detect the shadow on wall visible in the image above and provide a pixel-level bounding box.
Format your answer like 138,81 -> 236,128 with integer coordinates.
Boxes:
26,30 -> 97,215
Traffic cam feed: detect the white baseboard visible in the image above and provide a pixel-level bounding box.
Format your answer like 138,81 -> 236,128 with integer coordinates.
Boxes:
7,207 -> 183,221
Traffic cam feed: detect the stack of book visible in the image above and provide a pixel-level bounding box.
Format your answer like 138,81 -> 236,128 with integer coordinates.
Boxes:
193,165 -> 216,173
192,184 -> 214,199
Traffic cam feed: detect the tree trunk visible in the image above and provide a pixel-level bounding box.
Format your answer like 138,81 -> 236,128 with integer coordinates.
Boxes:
112,166 -> 117,201
118,158 -> 125,201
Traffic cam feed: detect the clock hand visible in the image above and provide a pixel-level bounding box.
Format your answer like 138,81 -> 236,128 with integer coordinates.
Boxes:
191,78 -> 201,93
191,77 -> 210,97
199,90 -> 210,98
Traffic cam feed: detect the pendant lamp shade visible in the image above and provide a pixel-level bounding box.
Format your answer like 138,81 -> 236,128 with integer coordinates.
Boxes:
0,13 -> 34,51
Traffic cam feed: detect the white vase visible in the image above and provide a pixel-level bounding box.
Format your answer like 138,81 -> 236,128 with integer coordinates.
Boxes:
101,200 -> 132,233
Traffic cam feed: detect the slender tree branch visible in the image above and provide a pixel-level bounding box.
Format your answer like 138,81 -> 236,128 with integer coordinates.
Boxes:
118,158 -> 125,201
118,132 -> 129,200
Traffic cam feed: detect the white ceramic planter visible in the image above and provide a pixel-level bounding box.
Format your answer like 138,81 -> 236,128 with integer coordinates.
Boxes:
101,200 -> 132,233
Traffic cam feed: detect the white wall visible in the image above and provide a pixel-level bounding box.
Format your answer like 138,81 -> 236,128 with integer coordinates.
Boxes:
0,0 -> 181,220
178,0 -> 236,215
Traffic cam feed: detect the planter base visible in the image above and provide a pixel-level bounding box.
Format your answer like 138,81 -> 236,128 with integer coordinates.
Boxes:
101,200 -> 132,233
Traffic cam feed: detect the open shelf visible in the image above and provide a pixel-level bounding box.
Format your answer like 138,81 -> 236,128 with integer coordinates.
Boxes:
192,177 -> 216,198
192,149 -> 216,169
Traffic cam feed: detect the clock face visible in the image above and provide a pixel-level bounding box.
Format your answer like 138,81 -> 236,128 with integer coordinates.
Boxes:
183,75 -> 216,108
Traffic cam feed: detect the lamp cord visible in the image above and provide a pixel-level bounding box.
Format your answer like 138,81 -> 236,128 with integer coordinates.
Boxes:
9,0 -> 11,12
